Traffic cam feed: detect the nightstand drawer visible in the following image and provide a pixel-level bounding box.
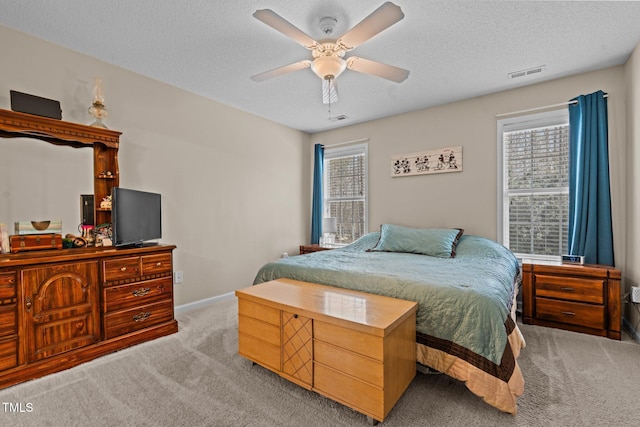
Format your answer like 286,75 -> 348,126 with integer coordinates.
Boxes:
534,274 -> 604,304
535,298 -> 605,330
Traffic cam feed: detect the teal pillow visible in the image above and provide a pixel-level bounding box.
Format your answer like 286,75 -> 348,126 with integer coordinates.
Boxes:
371,224 -> 464,258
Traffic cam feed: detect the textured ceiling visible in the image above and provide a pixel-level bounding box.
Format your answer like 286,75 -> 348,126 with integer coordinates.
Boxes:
1,1 -> 640,133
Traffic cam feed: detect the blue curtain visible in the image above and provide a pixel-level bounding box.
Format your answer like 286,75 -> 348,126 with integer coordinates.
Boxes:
568,90 -> 614,265
311,144 -> 324,244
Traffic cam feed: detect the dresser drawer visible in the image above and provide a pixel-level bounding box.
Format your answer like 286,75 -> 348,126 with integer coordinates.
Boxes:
141,253 -> 172,275
0,306 -> 17,338
104,277 -> 173,313
314,363 -> 384,420
535,298 -> 605,330
238,333 -> 281,371
103,257 -> 141,282
0,272 -> 16,299
103,300 -> 174,339
238,314 -> 280,346
314,320 -> 383,361
238,299 -> 280,326
314,340 -> 383,387
534,274 -> 604,304
0,338 -> 18,371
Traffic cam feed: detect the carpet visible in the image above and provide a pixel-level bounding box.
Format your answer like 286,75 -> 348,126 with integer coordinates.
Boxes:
1,297 -> 639,426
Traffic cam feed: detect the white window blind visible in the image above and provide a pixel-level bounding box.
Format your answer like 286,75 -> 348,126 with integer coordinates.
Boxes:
323,143 -> 368,244
498,110 -> 569,260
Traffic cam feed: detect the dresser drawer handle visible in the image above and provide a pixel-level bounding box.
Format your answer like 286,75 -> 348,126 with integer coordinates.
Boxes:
560,287 -> 575,292
561,311 -> 576,316
120,267 -> 127,272
133,287 -> 151,297
133,312 -> 151,322
156,262 -> 162,267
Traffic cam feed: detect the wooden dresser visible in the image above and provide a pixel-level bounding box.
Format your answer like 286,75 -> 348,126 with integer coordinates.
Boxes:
522,263 -> 621,339
0,244 -> 177,388
236,279 -> 417,424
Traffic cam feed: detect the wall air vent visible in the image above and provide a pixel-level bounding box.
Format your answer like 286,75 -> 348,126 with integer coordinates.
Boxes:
508,65 -> 546,80
329,115 -> 349,122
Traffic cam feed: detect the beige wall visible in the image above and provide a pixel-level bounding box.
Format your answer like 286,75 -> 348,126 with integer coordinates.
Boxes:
311,67 -> 626,254
625,42 -> 640,339
0,26 -> 310,306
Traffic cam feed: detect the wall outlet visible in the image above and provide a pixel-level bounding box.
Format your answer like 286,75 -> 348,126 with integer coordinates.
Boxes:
174,271 -> 183,284
631,286 -> 640,303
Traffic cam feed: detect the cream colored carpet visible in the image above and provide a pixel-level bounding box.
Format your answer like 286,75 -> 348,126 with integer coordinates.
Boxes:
1,297 -> 639,426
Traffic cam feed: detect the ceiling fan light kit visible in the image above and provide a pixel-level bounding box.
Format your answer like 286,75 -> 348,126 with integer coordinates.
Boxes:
251,2 -> 410,105
311,51 -> 347,80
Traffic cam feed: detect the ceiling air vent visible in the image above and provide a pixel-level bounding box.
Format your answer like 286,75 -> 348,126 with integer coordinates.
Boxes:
329,115 -> 349,122
508,65 -> 546,80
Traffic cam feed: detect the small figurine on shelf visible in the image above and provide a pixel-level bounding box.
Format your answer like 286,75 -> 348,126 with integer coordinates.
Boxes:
100,195 -> 112,209
88,77 -> 109,128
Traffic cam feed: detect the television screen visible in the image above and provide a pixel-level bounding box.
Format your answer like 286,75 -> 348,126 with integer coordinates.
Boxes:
112,187 -> 162,247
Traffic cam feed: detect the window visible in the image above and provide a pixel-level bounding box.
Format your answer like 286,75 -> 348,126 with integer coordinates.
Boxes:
323,143 -> 368,244
497,110 -> 569,261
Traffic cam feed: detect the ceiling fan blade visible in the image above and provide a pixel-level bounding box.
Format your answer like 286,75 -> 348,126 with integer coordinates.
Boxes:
253,9 -> 319,49
337,2 -> 404,50
346,57 -> 409,83
322,79 -> 338,104
251,60 -> 311,82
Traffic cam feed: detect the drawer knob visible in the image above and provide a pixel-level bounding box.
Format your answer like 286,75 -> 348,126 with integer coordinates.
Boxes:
293,314 -> 298,319
561,311 -> 576,316
133,312 -> 151,322
156,262 -> 162,267
133,287 -> 151,297
120,267 -> 127,272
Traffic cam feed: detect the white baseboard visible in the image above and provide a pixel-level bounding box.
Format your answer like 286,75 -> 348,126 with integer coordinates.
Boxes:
175,291 -> 235,315
622,317 -> 640,344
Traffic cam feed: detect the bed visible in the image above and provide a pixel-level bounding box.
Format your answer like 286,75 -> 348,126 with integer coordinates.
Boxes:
253,226 -> 526,415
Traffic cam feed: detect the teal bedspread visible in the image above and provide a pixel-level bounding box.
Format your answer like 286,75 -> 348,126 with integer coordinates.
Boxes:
253,233 -> 519,365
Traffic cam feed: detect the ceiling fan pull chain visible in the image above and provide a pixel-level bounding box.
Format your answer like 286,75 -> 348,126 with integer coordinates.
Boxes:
327,77 -> 332,118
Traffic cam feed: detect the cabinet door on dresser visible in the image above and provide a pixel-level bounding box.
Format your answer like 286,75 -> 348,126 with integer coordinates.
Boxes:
21,261 -> 100,362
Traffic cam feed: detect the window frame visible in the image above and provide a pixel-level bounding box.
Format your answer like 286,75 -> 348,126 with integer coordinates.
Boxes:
322,143 -> 369,244
497,109 -> 569,263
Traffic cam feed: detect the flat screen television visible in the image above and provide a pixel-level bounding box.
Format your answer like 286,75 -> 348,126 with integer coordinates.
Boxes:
111,187 -> 162,247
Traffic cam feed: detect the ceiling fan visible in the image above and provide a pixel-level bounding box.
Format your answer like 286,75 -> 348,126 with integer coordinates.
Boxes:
250,2 -> 410,105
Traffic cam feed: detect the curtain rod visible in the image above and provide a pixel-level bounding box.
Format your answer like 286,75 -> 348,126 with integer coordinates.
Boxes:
322,137 -> 369,148
496,94 -> 608,118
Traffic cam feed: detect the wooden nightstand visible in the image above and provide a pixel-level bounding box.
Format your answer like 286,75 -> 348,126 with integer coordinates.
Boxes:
522,262 -> 621,339
299,244 -> 337,255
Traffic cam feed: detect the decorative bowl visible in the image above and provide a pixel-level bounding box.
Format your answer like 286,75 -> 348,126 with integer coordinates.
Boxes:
31,221 -> 51,230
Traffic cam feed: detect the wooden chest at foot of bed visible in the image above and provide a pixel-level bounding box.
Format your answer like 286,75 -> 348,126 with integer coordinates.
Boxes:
10,234 -> 62,253
236,278 -> 417,424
